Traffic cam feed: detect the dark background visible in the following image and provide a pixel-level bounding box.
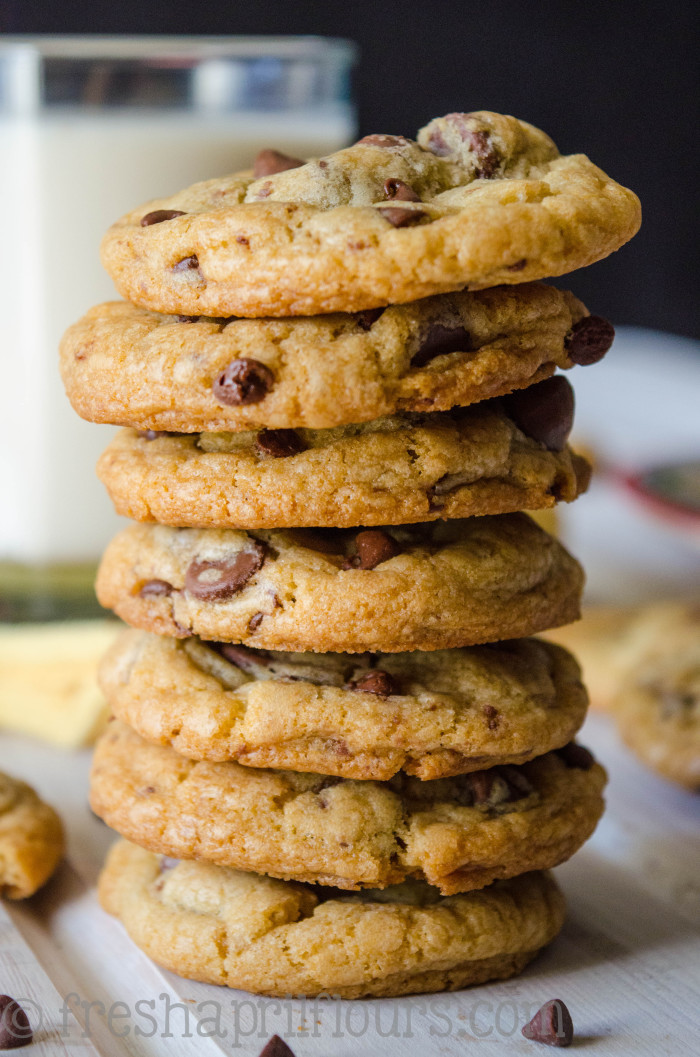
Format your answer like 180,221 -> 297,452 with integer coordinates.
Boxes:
7,0 -> 700,337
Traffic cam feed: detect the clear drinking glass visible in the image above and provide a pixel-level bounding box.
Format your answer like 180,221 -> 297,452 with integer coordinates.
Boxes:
0,36 -> 357,620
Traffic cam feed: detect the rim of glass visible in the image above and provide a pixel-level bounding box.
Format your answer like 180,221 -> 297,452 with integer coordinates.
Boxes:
0,35 -> 358,62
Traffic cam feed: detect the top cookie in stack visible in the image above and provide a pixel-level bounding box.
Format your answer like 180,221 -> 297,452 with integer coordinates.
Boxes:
62,110 -> 638,1000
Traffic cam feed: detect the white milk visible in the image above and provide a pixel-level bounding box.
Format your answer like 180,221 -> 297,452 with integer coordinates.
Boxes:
0,109 -> 354,562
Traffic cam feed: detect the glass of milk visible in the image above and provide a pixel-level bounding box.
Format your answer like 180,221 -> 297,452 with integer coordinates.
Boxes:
0,36 -> 357,620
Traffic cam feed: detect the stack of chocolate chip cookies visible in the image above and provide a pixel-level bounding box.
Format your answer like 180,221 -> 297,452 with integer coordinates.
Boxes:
61,111 -> 640,999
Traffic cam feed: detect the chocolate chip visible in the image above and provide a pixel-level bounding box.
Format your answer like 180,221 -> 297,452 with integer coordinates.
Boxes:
556,743 -> 595,770
172,255 -> 200,273
177,314 -> 200,323
377,206 -> 426,228
158,856 -> 179,872
0,996 -> 33,1049
217,643 -> 271,671
348,670 -> 397,697
256,181 -> 273,198
483,704 -> 500,730
384,178 -> 421,202
500,765 -> 534,799
140,209 -> 186,227
430,471 -> 474,500
504,376 -> 574,452
255,429 -> 306,458
253,149 -> 304,178
185,543 -> 266,601
466,128 -> 498,178
357,134 -> 409,148
248,612 -> 264,632
507,258 -> 528,272
424,127 -> 449,155
258,1035 -> 296,1057
411,324 -> 473,368
467,771 -> 495,804
138,579 -> 173,598
213,359 -> 274,407
522,999 -> 574,1047
346,529 -> 400,570
566,315 -> 615,366
356,307 -> 385,330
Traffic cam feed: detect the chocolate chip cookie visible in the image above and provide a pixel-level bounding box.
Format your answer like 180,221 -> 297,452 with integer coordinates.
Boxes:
59,283 -> 611,432
91,721 -> 605,894
100,111 -> 640,317
0,772 -> 64,898
94,514 -> 584,653
612,602 -> 700,790
100,630 -> 588,780
100,841 -> 565,998
96,395 -> 590,529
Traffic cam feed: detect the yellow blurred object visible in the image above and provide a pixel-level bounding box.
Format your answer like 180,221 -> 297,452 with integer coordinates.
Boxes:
529,507 -> 558,537
0,621 -> 118,748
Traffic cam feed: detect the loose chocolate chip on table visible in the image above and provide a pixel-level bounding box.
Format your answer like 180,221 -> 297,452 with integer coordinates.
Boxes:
357,134 -> 409,148
377,206 -> 427,228
213,358 -> 275,407
349,529 -> 401,570
172,255 -> 200,273
138,579 -> 173,598
0,995 -> 33,1049
522,998 -> 574,1047
255,429 -> 307,458
384,177 -> 421,202
556,743 -> 595,770
217,642 -> 272,670
566,315 -> 615,365
258,1036 -> 296,1057
253,149 -> 305,178
503,376 -> 575,452
185,542 -> 267,602
355,307 -> 385,330
348,670 -> 397,697
140,209 -> 186,227
411,324 -> 473,368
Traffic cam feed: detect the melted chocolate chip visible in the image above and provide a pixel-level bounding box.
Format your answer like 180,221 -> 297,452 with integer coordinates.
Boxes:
466,771 -> 496,805
140,209 -> 186,227
255,429 -> 307,458
557,743 -> 595,770
258,1036 -> 296,1057
483,704 -> 500,730
172,255 -> 200,273
507,258 -> 528,272
503,376 -> 574,452
248,612 -> 264,632
253,149 -> 304,178
377,206 -> 426,227
384,178 -> 421,202
566,315 -> 615,365
522,999 -> 574,1047
213,358 -> 274,407
218,643 -> 271,670
411,324 -> 473,368
355,308 -> 385,330
177,314 -> 200,323
185,543 -> 266,601
0,996 -> 33,1049
137,430 -> 170,440
500,765 -> 534,799
425,127 -> 449,155
344,530 -> 400,570
348,670 -> 397,697
357,134 -> 409,148
138,579 -> 173,598
465,128 -> 498,178
158,855 -> 179,872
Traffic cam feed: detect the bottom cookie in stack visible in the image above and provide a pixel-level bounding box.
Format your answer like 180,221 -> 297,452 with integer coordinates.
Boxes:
100,841 -> 565,998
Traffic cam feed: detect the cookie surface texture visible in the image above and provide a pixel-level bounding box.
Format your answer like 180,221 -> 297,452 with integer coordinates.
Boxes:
94,514 -> 584,652
0,772 -> 64,898
60,283 -> 595,431
100,111 -> 641,317
90,722 -> 606,894
100,630 -> 588,780
100,841 -> 566,998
